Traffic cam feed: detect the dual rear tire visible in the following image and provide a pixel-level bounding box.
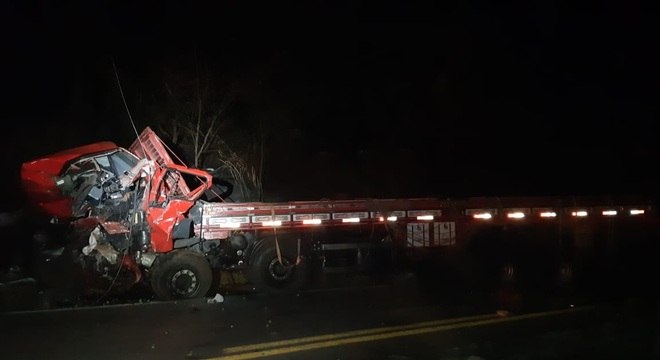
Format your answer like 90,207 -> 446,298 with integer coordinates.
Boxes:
247,238 -> 310,294
149,240 -> 311,300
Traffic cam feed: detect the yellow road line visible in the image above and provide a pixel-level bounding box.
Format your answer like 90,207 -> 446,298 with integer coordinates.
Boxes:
222,313 -> 499,355
208,306 -> 592,360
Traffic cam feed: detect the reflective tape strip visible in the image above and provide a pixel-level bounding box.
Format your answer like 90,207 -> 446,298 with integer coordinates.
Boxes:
407,210 -> 443,218
332,212 -> 369,220
370,210 -> 406,218
206,216 -> 250,225
252,215 -> 291,223
293,213 -> 331,221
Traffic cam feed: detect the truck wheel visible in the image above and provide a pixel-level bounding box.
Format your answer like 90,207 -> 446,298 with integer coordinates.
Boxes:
150,251 -> 212,300
248,239 -> 310,294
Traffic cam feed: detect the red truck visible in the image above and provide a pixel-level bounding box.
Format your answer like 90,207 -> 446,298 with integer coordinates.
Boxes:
20,127 -> 657,300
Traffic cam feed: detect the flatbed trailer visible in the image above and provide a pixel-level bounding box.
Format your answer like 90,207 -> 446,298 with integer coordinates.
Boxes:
195,195 -> 657,289
20,127 -> 660,299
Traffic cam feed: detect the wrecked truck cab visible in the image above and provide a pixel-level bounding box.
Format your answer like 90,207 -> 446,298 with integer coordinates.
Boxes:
21,141 -> 119,220
20,127 -> 216,301
22,142 -> 154,228
56,148 -> 145,218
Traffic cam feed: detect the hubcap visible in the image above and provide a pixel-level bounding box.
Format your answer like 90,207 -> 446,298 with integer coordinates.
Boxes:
268,258 -> 293,281
171,269 -> 198,296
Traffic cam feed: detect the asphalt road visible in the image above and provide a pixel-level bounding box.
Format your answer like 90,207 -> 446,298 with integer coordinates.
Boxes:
2,274 -> 659,360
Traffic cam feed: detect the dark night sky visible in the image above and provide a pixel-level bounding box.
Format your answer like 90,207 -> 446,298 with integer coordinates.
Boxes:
2,1 -> 657,208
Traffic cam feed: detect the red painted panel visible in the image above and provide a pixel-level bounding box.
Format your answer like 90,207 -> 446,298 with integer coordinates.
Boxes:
20,141 -> 118,218
147,199 -> 196,253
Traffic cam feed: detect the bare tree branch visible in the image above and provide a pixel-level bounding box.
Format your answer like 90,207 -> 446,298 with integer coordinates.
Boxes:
149,60 -> 265,200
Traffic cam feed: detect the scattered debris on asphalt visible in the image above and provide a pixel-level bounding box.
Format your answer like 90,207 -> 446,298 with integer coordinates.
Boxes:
207,293 -> 224,304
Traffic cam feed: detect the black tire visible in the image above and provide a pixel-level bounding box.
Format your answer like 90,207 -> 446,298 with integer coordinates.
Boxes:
150,251 -> 212,300
247,239 -> 310,294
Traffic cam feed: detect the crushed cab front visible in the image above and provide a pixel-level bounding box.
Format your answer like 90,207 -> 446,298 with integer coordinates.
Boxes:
21,141 -> 119,218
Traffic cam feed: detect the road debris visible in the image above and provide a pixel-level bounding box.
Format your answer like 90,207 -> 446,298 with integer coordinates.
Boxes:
207,293 -> 224,304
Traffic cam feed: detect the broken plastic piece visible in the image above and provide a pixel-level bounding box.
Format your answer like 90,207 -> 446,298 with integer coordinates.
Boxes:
82,226 -> 102,255
207,293 -> 224,303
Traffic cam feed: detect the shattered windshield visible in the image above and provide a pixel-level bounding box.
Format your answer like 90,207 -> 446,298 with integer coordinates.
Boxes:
65,158 -> 98,177
64,149 -> 139,180
108,150 -> 139,176
56,149 -> 143,216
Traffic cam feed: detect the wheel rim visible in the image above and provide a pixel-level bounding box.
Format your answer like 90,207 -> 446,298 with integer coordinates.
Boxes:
267,258 -> 293,282
170,269 -> 198,296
